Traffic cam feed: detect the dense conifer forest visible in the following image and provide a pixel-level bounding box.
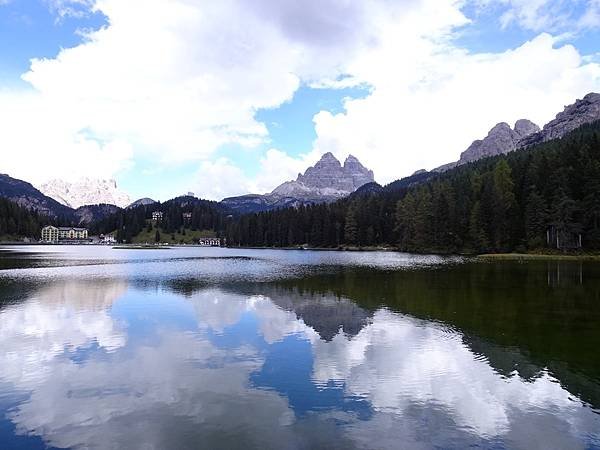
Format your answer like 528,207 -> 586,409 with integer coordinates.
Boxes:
91,196 -> 225,242
0,197 -> 45,238
225,121 -> 600,253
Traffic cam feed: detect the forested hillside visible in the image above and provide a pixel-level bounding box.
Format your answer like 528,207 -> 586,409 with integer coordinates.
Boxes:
91,196 -> 225,242
225,121 -> 600,253
0,197 -> 46,239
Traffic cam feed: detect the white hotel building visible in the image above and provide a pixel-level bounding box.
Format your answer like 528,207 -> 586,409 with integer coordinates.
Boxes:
41,226 -> 88,243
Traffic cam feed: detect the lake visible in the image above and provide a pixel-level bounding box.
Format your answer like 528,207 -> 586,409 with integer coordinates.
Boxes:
0,246 -> 599,450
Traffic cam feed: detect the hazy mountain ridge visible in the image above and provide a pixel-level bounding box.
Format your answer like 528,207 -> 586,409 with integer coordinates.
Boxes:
127,198 -> 156,209
0,174 -> 73,219
0,174 -> 124,226
74,204 -> 122,226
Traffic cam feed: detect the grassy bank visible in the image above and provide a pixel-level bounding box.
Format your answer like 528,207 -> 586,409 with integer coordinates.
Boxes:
131,226 -> 216,244
227,245 -> 400,252
0,235 -> 35,244
477,253 -> 600,261
113,245 -> 174,250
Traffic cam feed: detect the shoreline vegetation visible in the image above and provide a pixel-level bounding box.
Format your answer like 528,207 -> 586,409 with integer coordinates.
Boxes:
476,253 -> 600,261
112,245 -> 173,250
232,247 -> 600,260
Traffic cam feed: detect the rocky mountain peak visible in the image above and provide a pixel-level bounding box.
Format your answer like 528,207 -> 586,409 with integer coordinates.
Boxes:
344,154 -> 359,164
343,154 -> 375,188
223,153 -> 375,213
514,119 -> 540,137
270,153 -> 374,199
430,92 -> 599,174
309,152 -> 342,172
343,154 -> 365,171
38,177 -> 131,209
458,119 -> 539,165
319,152 -> 340,163
489,122 -> 512,133
519,92 -> 600,147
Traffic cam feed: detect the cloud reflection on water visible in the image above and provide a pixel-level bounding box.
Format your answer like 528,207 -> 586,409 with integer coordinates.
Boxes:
0,276 -> 598,450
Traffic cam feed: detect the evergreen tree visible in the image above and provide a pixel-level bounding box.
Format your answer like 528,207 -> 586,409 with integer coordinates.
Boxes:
469,200 -> 489,251
524,190 -> 547,248
344,207 -> 358,245
548,188 -> 581,248
492,159 -> 516,249
395,193 -> 417,250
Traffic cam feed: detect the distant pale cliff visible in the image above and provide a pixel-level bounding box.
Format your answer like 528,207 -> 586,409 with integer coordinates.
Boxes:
38,178 -> 131,209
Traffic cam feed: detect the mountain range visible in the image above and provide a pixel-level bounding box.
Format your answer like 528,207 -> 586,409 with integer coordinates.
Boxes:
433,92 -> 600,173
1,92 -> 599,222
38,178 -> 131,209
222,153 -> 374,213
0,175 -> 130,225
0,174 -> 73,219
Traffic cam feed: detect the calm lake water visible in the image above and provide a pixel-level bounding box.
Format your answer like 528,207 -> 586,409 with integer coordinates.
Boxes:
0,246 -> 599,450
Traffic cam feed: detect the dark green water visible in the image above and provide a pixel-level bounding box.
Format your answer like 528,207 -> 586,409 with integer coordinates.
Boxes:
0,246 -> 598,449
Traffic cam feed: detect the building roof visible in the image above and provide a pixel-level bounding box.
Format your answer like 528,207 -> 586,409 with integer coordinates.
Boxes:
42,226 -> 87,231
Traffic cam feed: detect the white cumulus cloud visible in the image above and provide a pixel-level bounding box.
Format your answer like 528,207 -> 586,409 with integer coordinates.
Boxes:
311,32 -> 600,183
0,0 -> 599,198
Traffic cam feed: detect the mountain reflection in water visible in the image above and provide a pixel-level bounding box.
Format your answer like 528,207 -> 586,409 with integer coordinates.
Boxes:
0,247 -> 599,450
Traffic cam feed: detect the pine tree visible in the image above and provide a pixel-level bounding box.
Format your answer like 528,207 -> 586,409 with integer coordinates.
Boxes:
492,159 -> 516,249
395,193 -> 417,250
413,188 -> 434,251
549,188 -> 581,248
524,190 -> 547,248
344,207 -> 358,245
469,200 -> 489,251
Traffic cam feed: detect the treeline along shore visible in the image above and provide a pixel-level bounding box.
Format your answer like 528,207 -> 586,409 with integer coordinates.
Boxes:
221,121 -> 600,254
3,121 -> 600,255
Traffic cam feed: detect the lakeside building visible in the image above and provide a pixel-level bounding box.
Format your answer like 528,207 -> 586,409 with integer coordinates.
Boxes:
99,234 -> 117,244
41,226 -> 88,243
198,237 -> 221,247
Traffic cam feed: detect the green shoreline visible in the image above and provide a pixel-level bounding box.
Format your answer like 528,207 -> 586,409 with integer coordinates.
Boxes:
112,245 -> 173,250
226,246 -> 600,260
476,253 -> 600,261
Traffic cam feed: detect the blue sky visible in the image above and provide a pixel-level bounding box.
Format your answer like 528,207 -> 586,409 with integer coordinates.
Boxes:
1,0 -> 599,201
0,0 -> 106,84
